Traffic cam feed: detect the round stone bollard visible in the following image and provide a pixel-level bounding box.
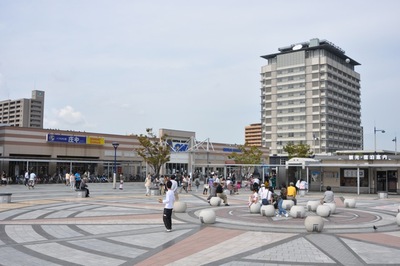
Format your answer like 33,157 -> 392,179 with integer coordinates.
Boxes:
307,201 -> 320,212
173,201 -> 187,213
290,205 -> 306,218
316,205 -> 331,217
199,209 -> 216,224
344,198 -> 356,208
250,202 -> 261,213
260,205 -> 275,217
210,197 -> 221,206
282,200 -> 294,210
324,203 -> 336,214
304,216 -> 324,232
396,213 -> 400,226
224,189 -> 230,195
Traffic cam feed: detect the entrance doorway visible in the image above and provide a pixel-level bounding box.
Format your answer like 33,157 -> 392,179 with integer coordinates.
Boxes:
377,170 -> 398,193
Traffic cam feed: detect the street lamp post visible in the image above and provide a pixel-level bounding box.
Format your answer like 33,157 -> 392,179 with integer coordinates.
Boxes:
374,126 -> 385,154
112,142 -> 119,189
393,137 -> 397,155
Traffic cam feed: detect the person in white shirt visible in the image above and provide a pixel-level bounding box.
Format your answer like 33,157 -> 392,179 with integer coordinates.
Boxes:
29,172 -> 36,188
170,175 -> 179,201
260,184 -> 272,205
158,180 -> 175,232
65,172 -> 70,186
24,170 -> 29,186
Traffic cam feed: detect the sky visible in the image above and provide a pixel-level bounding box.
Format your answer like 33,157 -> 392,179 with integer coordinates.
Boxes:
0,0 -> 399,151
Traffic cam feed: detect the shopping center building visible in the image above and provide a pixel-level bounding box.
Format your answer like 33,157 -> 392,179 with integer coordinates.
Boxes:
0,125 -> 270,183
1,125 -> 399,195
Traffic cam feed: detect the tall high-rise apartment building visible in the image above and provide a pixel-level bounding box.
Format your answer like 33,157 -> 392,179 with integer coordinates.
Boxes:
260,38 -> 362,155
0,90 -> 45,128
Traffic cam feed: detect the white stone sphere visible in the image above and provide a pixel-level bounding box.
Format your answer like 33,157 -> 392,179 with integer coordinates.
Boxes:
316,205 -> 331,217
199,209 -> 216,224
250,202 -> 261,213
290,205 -> 306,218
344,198 -> 356,208
304,216 -> 324,232
260,205 -> 275,217
210,197 -> 221,206
324,202 -> 336,214
173,201 -> 187,213
396,213 -> 400,226
307,201 -> 320,212
282,200 -> 294,210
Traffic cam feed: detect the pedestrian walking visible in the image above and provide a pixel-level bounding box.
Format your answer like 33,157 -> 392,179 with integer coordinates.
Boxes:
170,175 -> 179,201
145,173 -> 152,196
70,172 -> 75,189
65,172 -> 70,186
24,170 -> 29,186
28,171 -> 36,189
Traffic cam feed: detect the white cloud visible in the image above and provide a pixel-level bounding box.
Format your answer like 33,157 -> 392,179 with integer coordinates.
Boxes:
45,106 -> 90,130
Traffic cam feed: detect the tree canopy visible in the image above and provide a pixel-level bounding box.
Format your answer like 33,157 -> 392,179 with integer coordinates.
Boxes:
283,142 -> 313,159
135,133 -> 170,178
228,143 -> 263,165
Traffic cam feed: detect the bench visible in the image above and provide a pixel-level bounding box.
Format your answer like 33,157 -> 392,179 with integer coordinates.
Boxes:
0,193 -> 12,203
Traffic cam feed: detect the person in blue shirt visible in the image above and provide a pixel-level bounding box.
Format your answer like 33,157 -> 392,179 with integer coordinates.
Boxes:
75,172 -> 81,189
158,181 -> 175,232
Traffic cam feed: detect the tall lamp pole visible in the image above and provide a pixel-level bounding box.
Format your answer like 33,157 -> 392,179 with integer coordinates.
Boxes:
374,126 -> 385,154
112,142 -> 119,189
393,137 -> 397,155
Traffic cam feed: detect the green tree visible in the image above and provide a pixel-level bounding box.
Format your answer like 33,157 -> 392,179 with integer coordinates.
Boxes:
135,133 -> 170,178
228,144 -> 263,164
228,143 -> 263,179
283,142 -> 313,159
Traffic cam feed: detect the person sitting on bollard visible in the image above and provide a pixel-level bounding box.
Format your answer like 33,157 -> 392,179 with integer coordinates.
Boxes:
276,183 -> 289,217
261,184 -> 272,205
320,186 -> 334,204
287,182 -> 297,205
248,186 -> 259,208
80,177 -> 90,197
216,181 -> 229,206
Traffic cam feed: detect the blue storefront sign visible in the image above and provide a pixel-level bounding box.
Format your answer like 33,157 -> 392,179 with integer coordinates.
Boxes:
46,134 -> 87,144
223,147 -> 241,153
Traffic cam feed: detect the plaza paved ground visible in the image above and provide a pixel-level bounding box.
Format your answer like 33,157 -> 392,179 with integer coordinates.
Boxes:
0,182 -> 400,266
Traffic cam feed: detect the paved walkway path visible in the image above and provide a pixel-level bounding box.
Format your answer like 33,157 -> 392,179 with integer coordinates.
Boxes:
1,182 -> 399,265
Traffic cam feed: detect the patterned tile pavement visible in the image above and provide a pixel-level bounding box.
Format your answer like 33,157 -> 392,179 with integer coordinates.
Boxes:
1,182 -> 399,265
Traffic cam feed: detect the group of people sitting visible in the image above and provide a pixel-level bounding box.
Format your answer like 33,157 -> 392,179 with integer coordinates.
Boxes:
247,178 -> 316,217
247,179 -> 334,218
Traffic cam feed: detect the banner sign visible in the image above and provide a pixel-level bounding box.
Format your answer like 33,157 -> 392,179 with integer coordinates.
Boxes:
349,154 -> 388,160
223,148 -> 241,153
87,136 -> 105,145
47,134 -> 86,144
46,134 -> 105,145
